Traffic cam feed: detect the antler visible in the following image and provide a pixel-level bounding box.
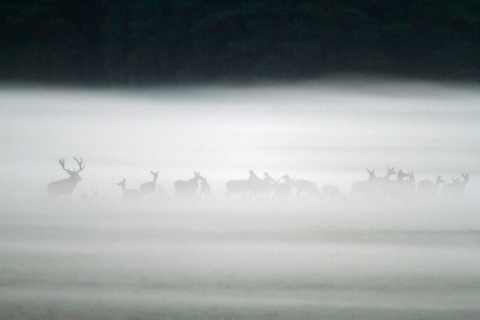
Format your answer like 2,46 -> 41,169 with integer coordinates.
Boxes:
59,158 -> 75,174
73,157 -> 85,173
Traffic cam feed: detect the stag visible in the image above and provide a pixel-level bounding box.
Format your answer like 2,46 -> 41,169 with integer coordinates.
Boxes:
47,158 -> 85,198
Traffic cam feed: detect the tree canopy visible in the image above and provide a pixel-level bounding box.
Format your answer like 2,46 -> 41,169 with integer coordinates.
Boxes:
1,0 -> 479,84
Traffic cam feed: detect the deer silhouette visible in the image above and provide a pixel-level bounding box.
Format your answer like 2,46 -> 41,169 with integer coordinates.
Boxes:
174,171 -> 202,198
441,174 -> 469,197
374,167 -> 396,196
294,176 -> 321,198
273,174 -> 295,199
139,170 -> 159,196
263,172 -> 277,185
47,158 -> 85,199
199,176 -> 211,199
250,171 -> 276,196
377,167 -> 397,182
117,178 -> 140,200
404,172 -> 417,196
81,189 -> 98,202
378,169 -> 409,197
226,170 -> 256,197
322,185 -> 344,199
350,169 -> 377,196
418,175 -> 445,198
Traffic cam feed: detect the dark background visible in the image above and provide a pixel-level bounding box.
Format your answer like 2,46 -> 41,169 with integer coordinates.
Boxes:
1,0 -> 479,84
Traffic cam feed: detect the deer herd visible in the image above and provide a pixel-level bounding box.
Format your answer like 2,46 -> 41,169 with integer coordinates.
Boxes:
47,158 -> 469,202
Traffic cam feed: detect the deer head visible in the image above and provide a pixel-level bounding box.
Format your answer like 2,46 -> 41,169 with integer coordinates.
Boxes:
117,178 -> 126,187
193,171 -> 203,181
462,173 -> 469,183
397,170 -> 408,181
367,169 -> 376,180
150,170 -> 159,180
59,157 -> 85,182
436,176 -> 445,185
387,166 -> 397,176
408,172 -> 415,182
264,172 -> 275,184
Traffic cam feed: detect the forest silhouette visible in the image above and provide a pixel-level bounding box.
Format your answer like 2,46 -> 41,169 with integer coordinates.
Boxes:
1,0 -> 479,84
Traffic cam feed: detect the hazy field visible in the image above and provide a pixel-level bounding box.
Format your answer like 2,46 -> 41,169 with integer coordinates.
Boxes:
1,78 -> 479,319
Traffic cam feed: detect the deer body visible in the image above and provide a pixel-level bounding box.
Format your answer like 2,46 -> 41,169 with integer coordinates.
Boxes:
294,179 -> 320,197
273,174 -> 295,200
47,158 -> 85,198
200,177 -> 211,198
404,172 -> 417,196
226,170 -> 256,197
117,179 -> 140,200
322,185 -> 344,199
250,171 -> 276,196
48,177 -> 80,197
139,171 -> 159,196
441,174 -> 469,197
375,167 -> 396,188
226,180 -> 250,196
351,169 -> 377,196
418,176 -> 445,198
379,167 -> 397,182
175,171 -> 202,198
378,170 -> 409,197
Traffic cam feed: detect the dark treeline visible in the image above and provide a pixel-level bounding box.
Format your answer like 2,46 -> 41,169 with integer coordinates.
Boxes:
1,0 -> 479,84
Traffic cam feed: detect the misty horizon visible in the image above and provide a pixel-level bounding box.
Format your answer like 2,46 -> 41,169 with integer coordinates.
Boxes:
1,78 -> 480,320
1,78 -> 479,199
